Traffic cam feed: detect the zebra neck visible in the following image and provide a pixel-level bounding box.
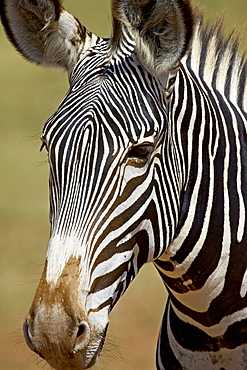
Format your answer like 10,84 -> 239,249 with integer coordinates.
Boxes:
157,299 -> 247,369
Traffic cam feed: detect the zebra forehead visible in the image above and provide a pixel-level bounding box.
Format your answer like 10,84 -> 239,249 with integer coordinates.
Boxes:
43,46 -> 168,145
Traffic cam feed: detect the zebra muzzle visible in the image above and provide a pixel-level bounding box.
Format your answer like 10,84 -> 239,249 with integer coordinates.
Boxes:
23,311 -> 106,369
22,257 -> 108,369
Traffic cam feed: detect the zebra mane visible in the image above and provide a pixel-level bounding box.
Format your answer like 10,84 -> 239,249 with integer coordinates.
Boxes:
187,12 -> 247,112
110,6 -> 246,112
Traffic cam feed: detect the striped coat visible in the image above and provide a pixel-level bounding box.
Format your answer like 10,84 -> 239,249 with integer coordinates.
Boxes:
1,0 -> 247,369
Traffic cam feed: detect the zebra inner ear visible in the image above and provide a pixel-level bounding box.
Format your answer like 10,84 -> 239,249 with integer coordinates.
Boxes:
112,0 -> 194,73
0,0 -> 96,71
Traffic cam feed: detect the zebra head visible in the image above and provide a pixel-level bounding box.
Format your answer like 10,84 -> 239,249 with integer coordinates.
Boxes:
1,0 -> 193,369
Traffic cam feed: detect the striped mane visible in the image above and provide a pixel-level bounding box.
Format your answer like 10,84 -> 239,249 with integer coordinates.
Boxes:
187,13 -> 247,113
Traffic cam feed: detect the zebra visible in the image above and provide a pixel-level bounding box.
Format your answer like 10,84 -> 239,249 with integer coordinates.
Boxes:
1,0 -> 247,369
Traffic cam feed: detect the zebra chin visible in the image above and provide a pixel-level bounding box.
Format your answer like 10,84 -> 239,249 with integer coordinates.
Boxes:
22,257 -> 109,369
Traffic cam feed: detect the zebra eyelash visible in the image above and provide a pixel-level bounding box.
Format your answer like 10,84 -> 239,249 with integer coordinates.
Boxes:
127,144 -> 154,161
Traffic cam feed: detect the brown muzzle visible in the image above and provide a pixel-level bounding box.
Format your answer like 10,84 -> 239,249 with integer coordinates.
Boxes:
23,257 -> 107,369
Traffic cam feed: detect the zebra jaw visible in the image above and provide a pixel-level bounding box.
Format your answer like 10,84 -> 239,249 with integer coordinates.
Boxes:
23,257 -> 109,370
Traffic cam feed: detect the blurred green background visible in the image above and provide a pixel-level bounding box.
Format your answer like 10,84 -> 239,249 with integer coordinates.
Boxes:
0,1 -> 246,369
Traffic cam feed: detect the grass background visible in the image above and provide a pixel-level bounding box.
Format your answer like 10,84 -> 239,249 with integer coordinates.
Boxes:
0,1 -> 246,369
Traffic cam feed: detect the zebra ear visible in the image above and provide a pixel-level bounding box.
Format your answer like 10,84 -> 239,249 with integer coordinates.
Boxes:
112,0 -> 194,73
0,0 -> 96,71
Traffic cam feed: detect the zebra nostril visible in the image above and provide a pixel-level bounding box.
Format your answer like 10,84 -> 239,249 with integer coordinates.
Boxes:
23,321 -> 35,352
74,321 -> 90,352
77,324 -> 85,337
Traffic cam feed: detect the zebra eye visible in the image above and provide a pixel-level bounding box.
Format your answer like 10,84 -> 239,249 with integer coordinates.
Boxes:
128,144 -> 153,159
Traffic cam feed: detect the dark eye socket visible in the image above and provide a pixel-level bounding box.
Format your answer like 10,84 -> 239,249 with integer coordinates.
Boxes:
128,145 -> 153,159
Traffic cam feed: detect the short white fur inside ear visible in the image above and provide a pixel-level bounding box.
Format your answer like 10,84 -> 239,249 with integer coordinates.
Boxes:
57,10 -> 81,41
44,9 -> 98,72
57,10 -> 97,55
111,0 -> 194,75
133,23 -> 186,73
1,0 -> 98,71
